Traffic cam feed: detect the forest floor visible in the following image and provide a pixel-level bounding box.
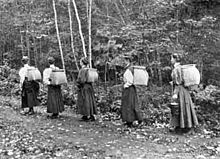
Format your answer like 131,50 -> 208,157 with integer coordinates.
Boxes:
0,96 -> 220,159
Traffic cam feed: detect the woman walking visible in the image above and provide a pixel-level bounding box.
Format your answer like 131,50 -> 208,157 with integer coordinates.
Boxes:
169,54 -> 199,133
121,55 -> 143,127
43,57 -> 64,118
77,57 -> 97,121
19,56 -> 39,115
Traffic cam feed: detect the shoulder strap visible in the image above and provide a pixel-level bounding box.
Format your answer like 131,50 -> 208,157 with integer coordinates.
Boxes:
128,66 -> 134,75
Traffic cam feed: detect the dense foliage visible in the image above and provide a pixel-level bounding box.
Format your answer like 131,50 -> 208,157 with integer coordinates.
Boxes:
0,0 -> 219,85
0,0 -> 220,131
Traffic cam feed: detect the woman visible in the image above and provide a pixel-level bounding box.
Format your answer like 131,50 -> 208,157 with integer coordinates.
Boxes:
77,57 -> 97,121
19,56 -> 39,115
121,55 -> 143,127
169,54 -> 199,133
43,57 -> 64,118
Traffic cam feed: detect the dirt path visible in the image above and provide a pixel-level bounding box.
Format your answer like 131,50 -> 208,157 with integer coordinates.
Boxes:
0,96 -> 220,159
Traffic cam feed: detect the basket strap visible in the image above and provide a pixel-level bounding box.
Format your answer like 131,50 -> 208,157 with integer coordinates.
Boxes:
128,67 -> 134,75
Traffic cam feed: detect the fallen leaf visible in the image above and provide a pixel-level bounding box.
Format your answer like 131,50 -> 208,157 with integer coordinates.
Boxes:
196,155 -> 206,159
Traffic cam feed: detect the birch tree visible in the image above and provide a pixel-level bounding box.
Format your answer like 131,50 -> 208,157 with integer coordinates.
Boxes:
52,0 -> 65,70
68,0 -> 79,71
88,0 -> 92,67
72,0 -> 87,57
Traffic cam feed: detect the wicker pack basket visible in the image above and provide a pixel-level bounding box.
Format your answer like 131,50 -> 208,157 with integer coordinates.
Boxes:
27,68 -> 42,81
50,69 -> 67,85
130,66 -> 149,86
86,68 -> 98,83
181,64 -> 200,87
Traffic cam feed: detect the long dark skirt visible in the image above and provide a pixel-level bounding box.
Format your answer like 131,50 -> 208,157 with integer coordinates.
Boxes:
121,85 -> 143,123
170,85 -> 199,128
77,83 -> 97,116
21,80 -> 39,109
47,85 -> 64,114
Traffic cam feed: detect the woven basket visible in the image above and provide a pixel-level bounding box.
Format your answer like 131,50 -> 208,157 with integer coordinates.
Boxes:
50,69 -> 67,85
131,66 -> 149,86
181,64 -> 200,87
27,68 -> 42,81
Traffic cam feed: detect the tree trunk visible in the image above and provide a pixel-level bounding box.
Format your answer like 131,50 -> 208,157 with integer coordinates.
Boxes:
200,59 -> 203,82
52,0 -> 65,70
88,0 -> 92,68
72,0 -> 87,57
0,13 -> 3,65
33,35 -> 37,67
86,0 -> 89,19
20,30 -> 24,57
26,27 -> 30,62
145,43 -> 154,80
0,41 -> 3,65
68,0 -> 79,71
40,38 -> 42,59
157,49 -> 162,87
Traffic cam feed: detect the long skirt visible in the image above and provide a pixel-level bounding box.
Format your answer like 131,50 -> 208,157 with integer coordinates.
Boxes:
77,83 -> 97,116
47,85 -> 64,114
21,80 -> 39,109
121,85 -> 143,123
170,85 -> 199,128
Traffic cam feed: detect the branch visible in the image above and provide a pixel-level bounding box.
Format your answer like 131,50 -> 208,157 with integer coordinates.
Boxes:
94,13 -> 122,24
113,0 -> 126,25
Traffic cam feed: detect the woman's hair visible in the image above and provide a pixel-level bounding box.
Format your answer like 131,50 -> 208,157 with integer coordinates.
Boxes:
48,57 -> 55,64
123,54 -> 132,63
21,56 -> 29,64
125,57 -> 132,63
172,53 -> 181,62
80,57 -> 89,65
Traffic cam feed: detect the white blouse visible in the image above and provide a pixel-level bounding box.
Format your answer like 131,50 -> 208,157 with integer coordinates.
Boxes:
18,64 -> 31,88
43,64 -> 59,85
123,68 -> 133,88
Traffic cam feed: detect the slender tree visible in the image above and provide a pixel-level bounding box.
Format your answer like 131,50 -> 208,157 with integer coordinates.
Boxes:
68,0 -> 79,71
20,30 -> 24,57
88,0 -> 92,67
52,0 -> 65,70
72,0 -> 87,57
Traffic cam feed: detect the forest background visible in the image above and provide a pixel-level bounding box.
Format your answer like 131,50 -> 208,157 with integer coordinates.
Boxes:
0,0 -> 220,129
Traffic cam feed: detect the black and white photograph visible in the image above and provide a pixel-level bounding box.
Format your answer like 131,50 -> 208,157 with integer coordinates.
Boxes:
0,0 -> 220,158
